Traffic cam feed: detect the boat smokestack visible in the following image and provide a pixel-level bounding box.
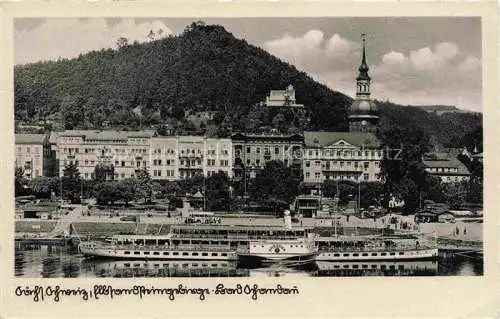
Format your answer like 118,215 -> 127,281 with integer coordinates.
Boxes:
283,210 -> 292,230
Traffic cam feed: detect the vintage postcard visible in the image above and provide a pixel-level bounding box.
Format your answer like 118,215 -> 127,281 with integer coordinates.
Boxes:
0,1 -> 498,318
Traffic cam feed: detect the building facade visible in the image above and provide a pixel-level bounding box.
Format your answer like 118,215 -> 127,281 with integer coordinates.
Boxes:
53,130 -> 156,180
176,136 -> 232,179
232,133 -> 303,179
263,85 -> 305,109
15,134 -> 52,179
423,153 -> 471,183
302,131 -> 382,187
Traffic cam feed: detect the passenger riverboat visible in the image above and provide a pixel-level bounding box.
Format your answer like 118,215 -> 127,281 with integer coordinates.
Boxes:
314,233 -> 438,262
79,231 -> 238,261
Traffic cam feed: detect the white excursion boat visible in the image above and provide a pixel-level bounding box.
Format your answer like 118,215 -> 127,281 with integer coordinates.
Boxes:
79,233 -> 238,261
314,233 -> 438,262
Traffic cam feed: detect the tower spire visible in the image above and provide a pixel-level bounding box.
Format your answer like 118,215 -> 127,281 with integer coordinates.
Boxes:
358,33 -> 370,80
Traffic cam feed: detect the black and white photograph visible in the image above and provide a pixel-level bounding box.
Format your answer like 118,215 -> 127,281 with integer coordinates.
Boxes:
12,16 -> 485,280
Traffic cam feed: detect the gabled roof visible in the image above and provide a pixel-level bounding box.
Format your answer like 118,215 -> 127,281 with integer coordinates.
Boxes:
423,152 -> 471,175
15,134 -> 48,145
304,131 -> 380,148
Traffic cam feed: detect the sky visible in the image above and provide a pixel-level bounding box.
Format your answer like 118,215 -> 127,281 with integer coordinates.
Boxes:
14,17 -> 482,112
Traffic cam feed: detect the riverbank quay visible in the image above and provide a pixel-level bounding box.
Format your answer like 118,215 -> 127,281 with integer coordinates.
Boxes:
15,213 -> 482,247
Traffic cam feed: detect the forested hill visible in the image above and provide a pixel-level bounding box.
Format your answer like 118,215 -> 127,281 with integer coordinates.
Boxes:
14,22 -> 351,133
14,22 -> 481,147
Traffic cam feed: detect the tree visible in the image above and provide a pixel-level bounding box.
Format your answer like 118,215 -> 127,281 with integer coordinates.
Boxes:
116,37 -> 129,49
250,160 -> 300,213
61,163 -> 82,203
135,169 -> 153,203
28,177 -> 59,199
94,164 -> 115,182
15,167 -> 27,196
205,171 -> 232,211
118,178 -> 136,205
93,181 -> 120,205
377,124 -> 429,213
443,182 -> 467,209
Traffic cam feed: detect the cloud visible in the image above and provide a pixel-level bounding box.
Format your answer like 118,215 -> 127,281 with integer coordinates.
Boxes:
263,31 -> 481,111
263,30 -> 359,75
15,18 -> 172,64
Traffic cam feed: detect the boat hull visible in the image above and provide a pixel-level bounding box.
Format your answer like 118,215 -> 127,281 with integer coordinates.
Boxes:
79,245 -> 238,261
315,248 -> 438,262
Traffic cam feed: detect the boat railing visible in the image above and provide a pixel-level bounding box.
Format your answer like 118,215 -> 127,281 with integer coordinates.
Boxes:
102,244 -> 235,252
317,243 -> 435,252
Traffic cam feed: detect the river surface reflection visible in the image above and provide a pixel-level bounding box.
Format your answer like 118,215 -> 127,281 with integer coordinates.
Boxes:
15,245 -> 483,278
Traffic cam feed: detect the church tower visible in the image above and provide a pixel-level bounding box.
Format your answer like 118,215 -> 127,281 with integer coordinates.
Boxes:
348,34 -> 379,133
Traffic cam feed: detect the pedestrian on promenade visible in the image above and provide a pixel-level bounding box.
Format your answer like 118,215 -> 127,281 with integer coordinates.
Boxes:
464,228 -> 467,235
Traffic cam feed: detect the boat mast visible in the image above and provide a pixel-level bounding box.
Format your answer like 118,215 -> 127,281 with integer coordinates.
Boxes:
203,174 -> 206,211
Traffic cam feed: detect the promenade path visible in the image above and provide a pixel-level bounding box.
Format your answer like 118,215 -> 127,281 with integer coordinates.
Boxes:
66,209 -> 482,243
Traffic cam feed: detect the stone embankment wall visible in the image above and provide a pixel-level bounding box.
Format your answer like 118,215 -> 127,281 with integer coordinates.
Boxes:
15,220 -> 171,237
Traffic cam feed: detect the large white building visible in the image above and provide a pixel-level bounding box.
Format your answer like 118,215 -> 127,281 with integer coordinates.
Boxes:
15,134 -> 51,179
52,130 -> 156,180
51,131 -> 232,181
302,131 -> 382,186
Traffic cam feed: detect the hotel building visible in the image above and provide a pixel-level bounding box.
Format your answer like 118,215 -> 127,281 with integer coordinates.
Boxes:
52,130 -> 156,180
15,134 -> 52,179
302,131 -> 382,187
232,132 -> 303,179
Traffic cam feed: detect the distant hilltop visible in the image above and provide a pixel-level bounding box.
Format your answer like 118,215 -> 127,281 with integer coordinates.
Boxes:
415,105 -> 473,116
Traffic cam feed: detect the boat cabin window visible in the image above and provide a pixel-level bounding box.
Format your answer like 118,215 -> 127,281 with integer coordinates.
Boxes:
380,253 -> 387,256
192,253 -> 199,256
173,252 -> 179,256
163,252 -> 169,255
221,253 -> 228,256
182,252 -> 189,256
144,252 -> 150,255
202,253 -> 208,256
390,252 -> 395,256
153,252 -> 160,255
211,264 -> 218,267
399,252 -> 404,255
124,263 -> 130,267
211,253 -> 218,256
362,253 -> 368,256
124,251 -> 130,255
353,253 -> 359,257
343,253 -> 349,257
371,253 -> 377,256
334,254 -> 340,257
134,251 -> 140,255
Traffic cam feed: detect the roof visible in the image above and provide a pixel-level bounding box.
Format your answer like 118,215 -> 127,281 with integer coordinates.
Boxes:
15,134 -> 48,145
56,130 -> 157,141
423,152 -> 471,175
231,132 -> 304,142
304,131 -> 380,148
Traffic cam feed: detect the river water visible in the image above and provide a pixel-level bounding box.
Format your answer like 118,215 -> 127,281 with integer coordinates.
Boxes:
15,245 -> 483,278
